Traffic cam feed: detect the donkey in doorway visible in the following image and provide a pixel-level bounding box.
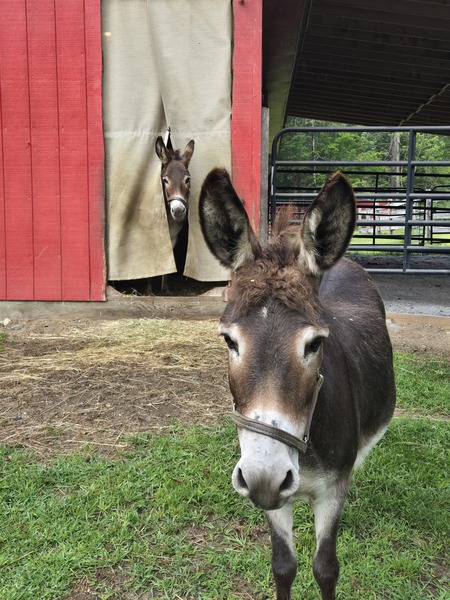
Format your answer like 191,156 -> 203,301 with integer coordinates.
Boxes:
154,135 -> 195,294
199,169 -> 396,600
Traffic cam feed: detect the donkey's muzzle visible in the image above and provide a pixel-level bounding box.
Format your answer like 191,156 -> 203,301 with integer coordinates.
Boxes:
233,465 -> 298,510
232,443 -> 300,510
169,198 -> 187,221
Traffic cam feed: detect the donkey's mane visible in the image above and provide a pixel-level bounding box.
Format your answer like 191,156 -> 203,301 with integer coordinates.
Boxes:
230,211 -> 323,325
272,206 -> 294,237
173,149 -> 184,160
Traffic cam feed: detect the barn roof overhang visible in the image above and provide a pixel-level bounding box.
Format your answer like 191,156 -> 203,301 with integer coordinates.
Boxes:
263,0 -> 450,141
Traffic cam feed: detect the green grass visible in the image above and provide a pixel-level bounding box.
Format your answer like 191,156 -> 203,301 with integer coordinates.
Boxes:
353,231 -> 450,242
0,352 -> 448,599
0,330 -> 7,351
350,230 -> 450,250
395,352 -> 449,416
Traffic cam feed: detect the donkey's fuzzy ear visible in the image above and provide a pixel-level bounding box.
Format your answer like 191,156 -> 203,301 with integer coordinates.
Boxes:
199,168 -> 261,269
300,171 -> 356,276
155,136 -> 172,165
181,140 -> 195,167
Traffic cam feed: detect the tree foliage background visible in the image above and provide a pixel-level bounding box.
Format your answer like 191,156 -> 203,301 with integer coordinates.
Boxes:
276,117 -> 450,196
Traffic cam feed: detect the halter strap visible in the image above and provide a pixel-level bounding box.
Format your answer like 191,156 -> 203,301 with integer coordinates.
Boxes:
230,374 -> 324,454
167,196 -> 188,208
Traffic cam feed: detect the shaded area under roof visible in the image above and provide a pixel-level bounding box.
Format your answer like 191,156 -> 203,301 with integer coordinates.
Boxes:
263,0 -> 450,140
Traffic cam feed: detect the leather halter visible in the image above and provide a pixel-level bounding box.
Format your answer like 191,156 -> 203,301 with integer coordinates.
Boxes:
160,166 -> 190,212
167,196 -> 188,209
160,175 -> 189,209
230,373 -> 324,454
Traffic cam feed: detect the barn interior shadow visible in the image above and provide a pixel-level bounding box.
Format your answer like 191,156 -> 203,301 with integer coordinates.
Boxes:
110,224 -> 227,296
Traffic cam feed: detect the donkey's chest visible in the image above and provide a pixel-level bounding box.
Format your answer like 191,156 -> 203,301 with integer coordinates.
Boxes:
294,466 -> 336,504
168,219 -> 184,249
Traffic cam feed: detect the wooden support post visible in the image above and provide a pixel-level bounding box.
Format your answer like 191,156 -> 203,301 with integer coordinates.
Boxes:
231,0 -> 263,232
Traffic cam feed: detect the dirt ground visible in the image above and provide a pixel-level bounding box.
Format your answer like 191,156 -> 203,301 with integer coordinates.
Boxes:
0,319 -> 229,458
0,314 -> 448,459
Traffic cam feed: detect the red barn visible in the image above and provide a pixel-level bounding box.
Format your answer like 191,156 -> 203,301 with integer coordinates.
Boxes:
0,0 -> 263,301
0,0 -> 105,301
1,0 -> 448,302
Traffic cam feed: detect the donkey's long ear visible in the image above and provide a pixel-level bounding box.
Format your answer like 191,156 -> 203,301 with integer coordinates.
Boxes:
181,140 -> 195,167
199,168 -> 261,269
300,171 -> 356,276
155,136 -> 172,165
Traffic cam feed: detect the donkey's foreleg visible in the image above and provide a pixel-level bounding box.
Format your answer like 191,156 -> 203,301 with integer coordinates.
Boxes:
311,478 -> 349,600
266,501 -> 296,600
161,274 -> 171,295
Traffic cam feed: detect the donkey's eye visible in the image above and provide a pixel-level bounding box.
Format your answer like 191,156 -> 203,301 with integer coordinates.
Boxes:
223,334 -> 239,354
185,176 -> 191,185
305,336 -> 323,357
163,177 -> 169,186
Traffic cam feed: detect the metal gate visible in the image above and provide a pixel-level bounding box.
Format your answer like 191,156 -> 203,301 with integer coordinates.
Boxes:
270,126 -> 450,274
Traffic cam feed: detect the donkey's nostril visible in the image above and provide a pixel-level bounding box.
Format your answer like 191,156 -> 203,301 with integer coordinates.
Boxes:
236,467 -> 248,491
232,460 -> 299,509
279,469 -> 294,493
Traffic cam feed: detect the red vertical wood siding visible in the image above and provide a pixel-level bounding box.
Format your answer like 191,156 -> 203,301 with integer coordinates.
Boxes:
0,2 -> 34,300
28,0 -> 62,300
0,0 -> 105,301
85,0 -> 105,299
231,0 -> 262,232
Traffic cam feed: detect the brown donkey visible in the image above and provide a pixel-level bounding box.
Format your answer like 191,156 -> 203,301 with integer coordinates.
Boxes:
199,168 -> 396,600
155,136 -> 194,293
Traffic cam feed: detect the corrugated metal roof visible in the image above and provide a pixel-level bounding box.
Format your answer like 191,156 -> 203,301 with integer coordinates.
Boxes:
263,0 -> 450,136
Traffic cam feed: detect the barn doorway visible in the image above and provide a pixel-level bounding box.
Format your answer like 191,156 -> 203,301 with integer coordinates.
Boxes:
101,0 -> 231,295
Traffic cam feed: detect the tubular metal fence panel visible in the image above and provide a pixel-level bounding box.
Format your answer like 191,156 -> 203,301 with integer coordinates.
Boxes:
270,126 -> 450,274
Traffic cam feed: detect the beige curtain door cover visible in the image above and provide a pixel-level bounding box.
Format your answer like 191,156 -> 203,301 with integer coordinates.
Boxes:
102,0 -> 231,282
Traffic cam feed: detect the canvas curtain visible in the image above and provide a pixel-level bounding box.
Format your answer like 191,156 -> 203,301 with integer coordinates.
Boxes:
102,0 -> 231,281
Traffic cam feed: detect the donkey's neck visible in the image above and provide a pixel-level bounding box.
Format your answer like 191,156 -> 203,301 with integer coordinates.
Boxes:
168,217 -> 185,250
